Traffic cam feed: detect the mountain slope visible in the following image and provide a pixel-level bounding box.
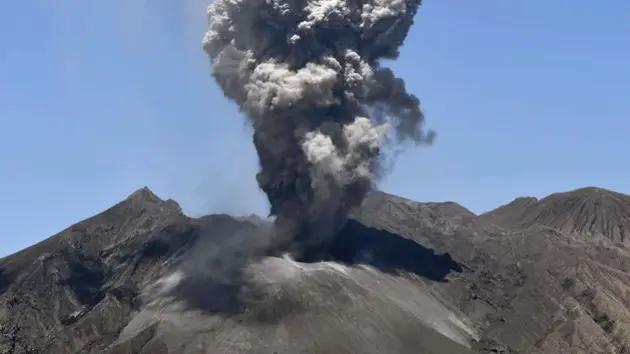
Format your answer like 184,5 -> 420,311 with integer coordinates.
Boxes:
352,190 -> 630,353
109,254 -> 475,354
0,188 -> 188,353
478,197 -> 538,229
3,187 -> 630,353
0,188 -> 264,353
481,187 -> 630,244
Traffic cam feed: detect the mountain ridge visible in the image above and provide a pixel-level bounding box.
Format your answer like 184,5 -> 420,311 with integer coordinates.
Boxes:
2,185 -> 630,353
482,186 -> 630,243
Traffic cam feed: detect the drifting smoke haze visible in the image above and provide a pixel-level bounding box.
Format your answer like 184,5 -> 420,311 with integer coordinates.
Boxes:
203,0 -> 434,257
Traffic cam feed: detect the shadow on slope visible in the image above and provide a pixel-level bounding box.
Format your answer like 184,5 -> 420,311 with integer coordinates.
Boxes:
302,219 -> 463,282
158,218 -> 463,317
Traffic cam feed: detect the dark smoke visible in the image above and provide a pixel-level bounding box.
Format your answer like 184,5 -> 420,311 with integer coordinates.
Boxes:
203,0 -> 434,257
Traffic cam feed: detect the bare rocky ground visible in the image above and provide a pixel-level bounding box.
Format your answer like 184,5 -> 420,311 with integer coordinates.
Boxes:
2,186 -> 630,353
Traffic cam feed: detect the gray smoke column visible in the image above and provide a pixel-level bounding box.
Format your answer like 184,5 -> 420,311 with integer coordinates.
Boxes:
203,0 -> 434,255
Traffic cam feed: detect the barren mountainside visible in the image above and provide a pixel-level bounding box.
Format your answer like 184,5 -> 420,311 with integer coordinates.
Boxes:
1,186 -> 630,353
482,187 -> 630,243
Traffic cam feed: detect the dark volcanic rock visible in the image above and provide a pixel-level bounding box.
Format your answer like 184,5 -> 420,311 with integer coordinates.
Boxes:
0,188 -> 189,353
0,188 -> 261,353
3,186 -> 630,353
362,190 -> 630,353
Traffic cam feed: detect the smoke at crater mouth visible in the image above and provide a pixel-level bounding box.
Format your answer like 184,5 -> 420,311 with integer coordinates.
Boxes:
203,0 -> 434,256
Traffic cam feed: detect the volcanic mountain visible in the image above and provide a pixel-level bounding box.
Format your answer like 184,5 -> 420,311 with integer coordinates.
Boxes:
2,186 -> 630,353
481,187 -> 630,243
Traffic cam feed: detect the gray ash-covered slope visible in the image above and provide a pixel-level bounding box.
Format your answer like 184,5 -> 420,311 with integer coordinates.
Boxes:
363,189 -> 630,353
3,187 -> 630,353
0,188 -> 263,353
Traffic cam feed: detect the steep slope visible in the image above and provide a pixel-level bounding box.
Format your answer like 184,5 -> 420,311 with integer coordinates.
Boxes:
0,188 -> 263,353
481,187 -> 630,243
478,197 -> 538,229
113,189 -> 630,354
356,191 -> 478,235
361,191 -> 630,353
107,191 -> 477,354
0,189 -> 474,354
0,188 -> 187,353
109,255 -> 475,354
5,187 -> 630,353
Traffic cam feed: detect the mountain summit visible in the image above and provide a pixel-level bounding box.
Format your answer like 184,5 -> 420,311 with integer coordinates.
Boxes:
482,187 -> 630,243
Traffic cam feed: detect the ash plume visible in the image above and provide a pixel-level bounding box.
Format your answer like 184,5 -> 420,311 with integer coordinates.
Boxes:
203,0 -> 434,257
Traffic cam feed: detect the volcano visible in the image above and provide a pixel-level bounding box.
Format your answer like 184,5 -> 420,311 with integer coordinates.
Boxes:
2,186 -> 630,353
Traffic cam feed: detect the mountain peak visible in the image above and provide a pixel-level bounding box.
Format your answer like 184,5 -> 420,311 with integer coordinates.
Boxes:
484,187 -> 630,243
479,196 -> 538,229
558,186 -> 627,200
126,186 -> 163,204
541,186 -> 628,205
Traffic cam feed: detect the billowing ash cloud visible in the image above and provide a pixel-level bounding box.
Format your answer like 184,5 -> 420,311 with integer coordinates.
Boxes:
203,0 -> 434,256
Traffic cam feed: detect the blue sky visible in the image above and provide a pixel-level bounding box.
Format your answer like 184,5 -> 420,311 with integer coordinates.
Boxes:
1,1 -> 629,257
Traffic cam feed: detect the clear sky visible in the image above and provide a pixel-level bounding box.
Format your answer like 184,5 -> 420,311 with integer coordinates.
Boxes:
1,1 -> 629,257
